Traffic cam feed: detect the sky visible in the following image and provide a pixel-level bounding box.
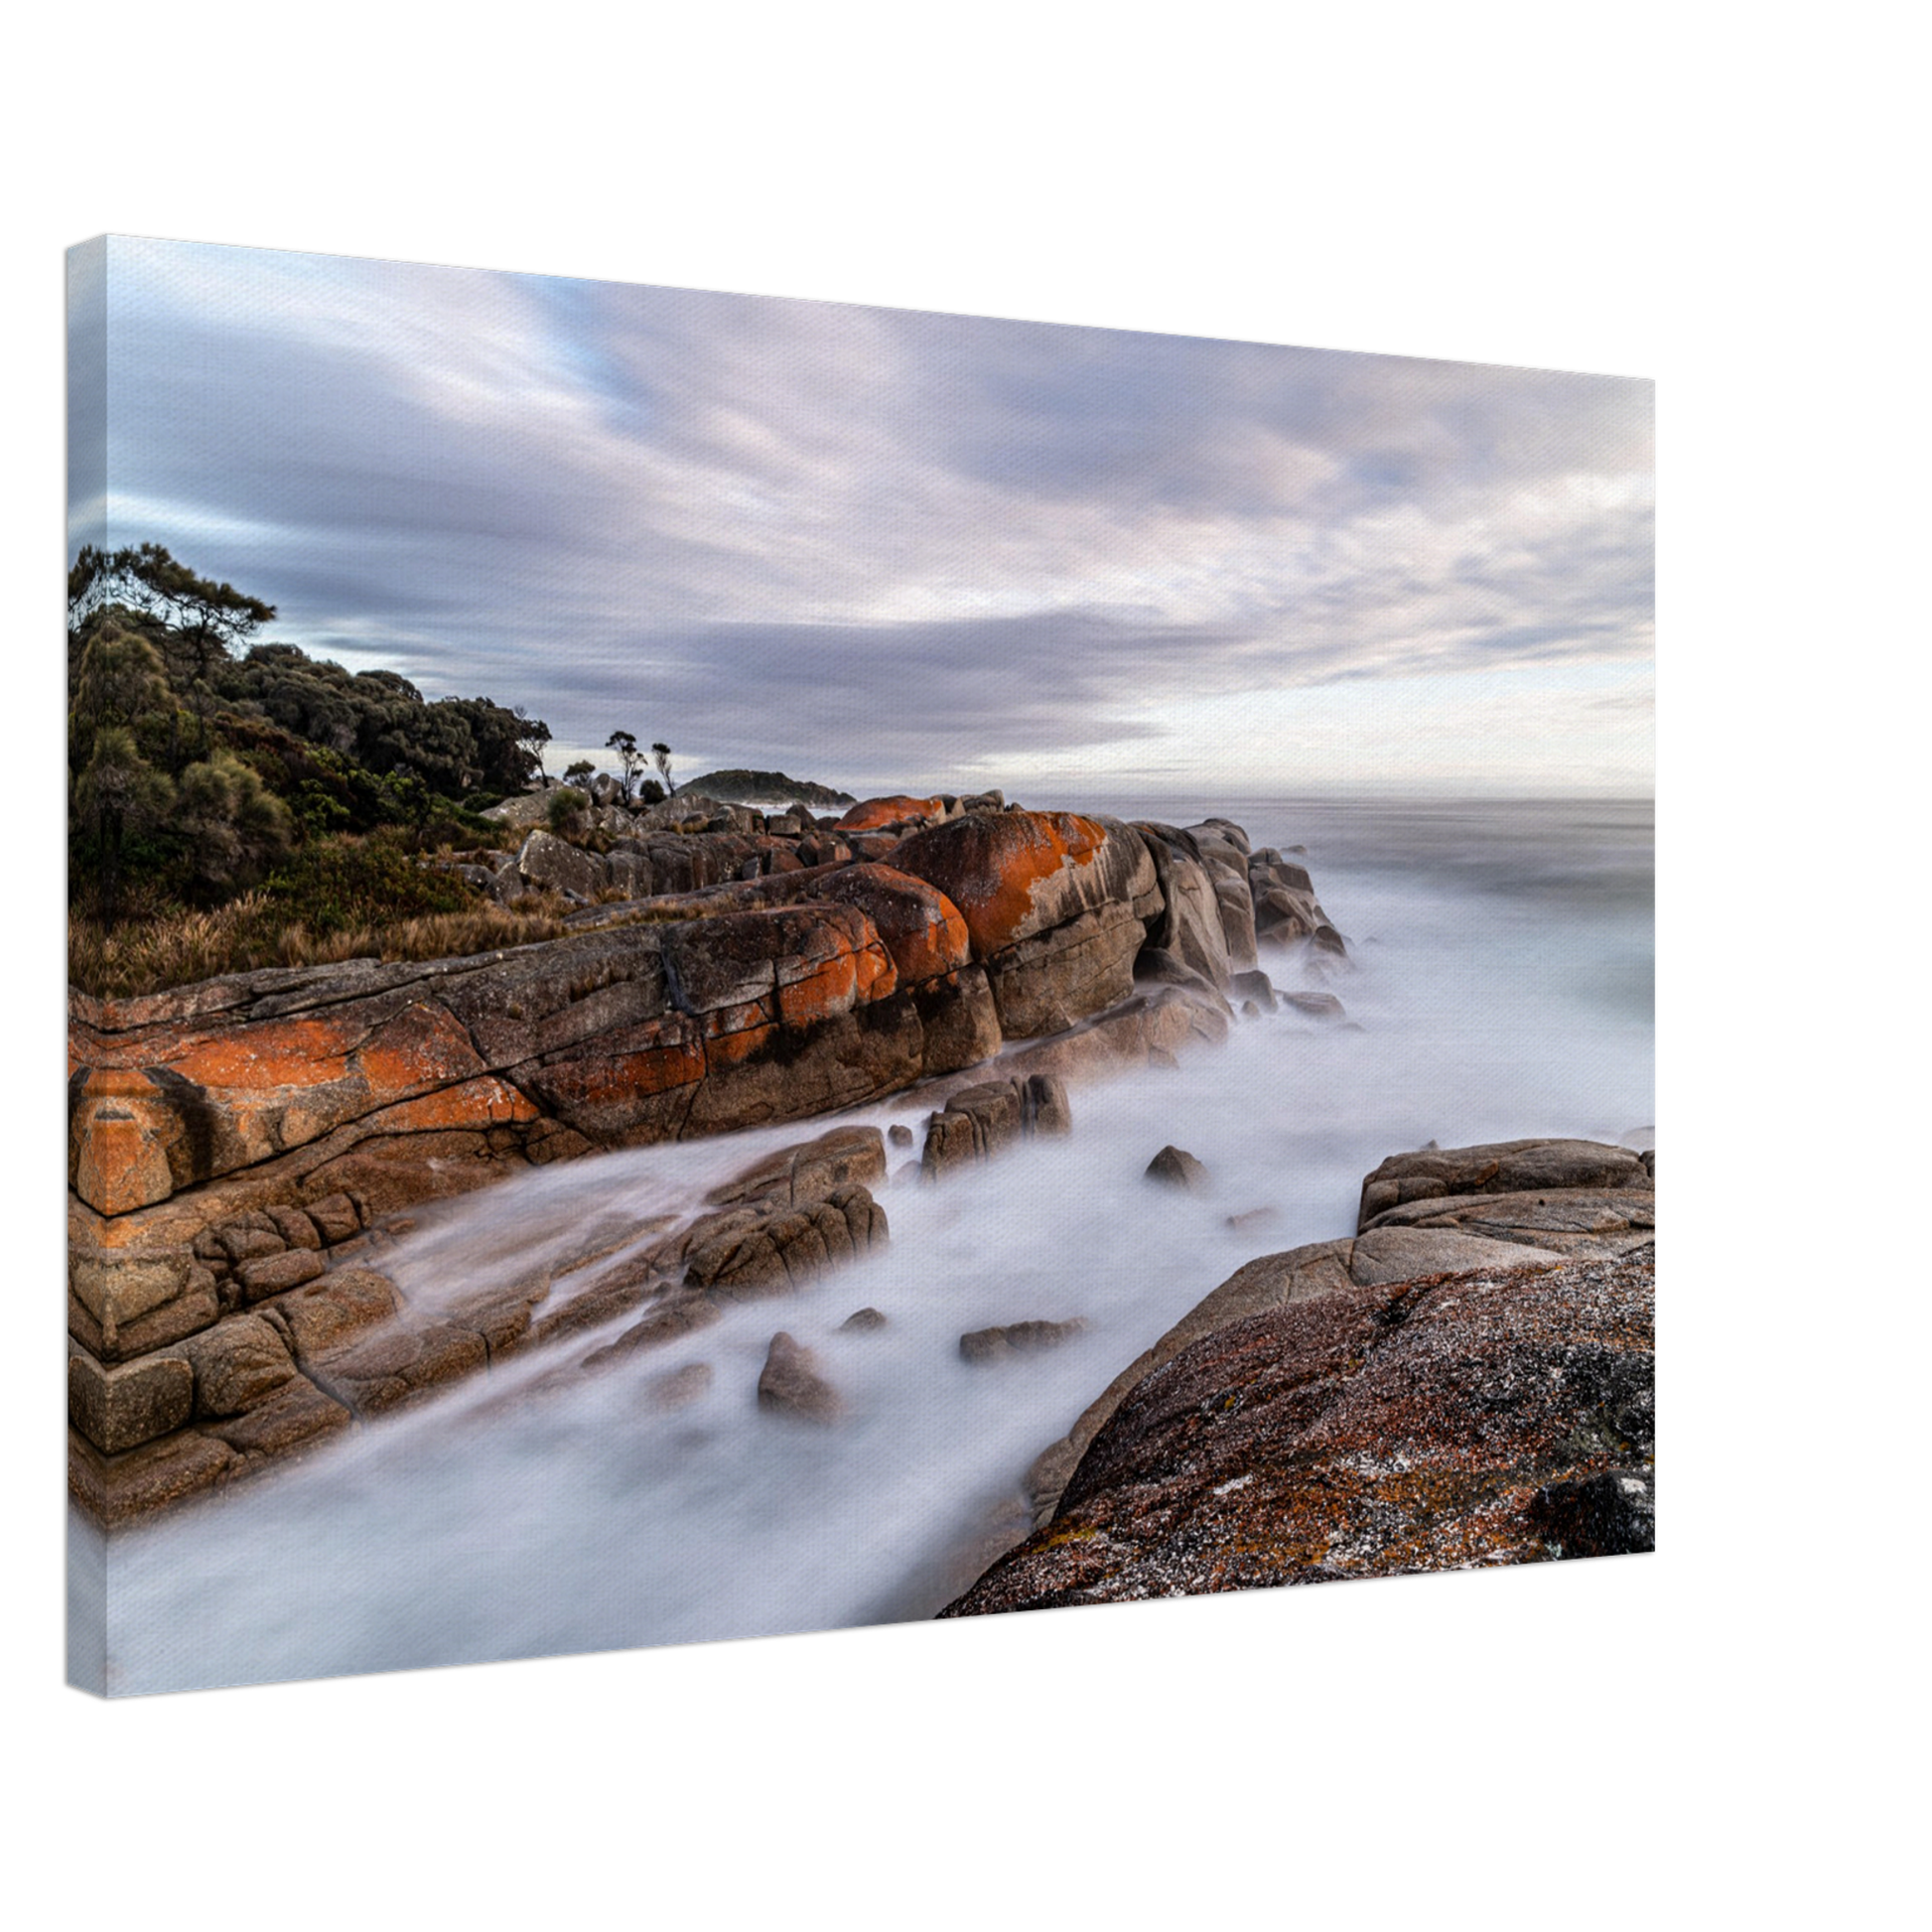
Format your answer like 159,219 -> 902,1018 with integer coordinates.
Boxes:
69,236 -> 1653,799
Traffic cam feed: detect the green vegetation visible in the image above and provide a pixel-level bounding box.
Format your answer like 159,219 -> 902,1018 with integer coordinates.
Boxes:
68,545 -> 558,995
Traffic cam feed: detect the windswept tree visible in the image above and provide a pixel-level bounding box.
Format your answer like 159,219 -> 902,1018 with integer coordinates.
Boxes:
606,729 -> 644,804
563,759 -> 595,785
69,543 -> 276,756
515,708 -> 553,788
651,741 -> 675,795
69,542 -> 277,643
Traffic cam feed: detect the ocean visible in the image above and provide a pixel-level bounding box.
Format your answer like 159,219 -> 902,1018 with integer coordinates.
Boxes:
79,793 -> 1654,1694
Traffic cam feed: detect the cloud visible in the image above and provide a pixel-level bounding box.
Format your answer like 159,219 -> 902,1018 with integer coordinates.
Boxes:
80,237 -> 1654,792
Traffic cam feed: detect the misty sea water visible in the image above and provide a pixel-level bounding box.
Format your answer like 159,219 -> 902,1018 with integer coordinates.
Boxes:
84,794 -> 1654,1695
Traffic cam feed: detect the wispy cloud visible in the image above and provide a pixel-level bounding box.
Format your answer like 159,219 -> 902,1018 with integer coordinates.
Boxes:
80,237 -> 1653,791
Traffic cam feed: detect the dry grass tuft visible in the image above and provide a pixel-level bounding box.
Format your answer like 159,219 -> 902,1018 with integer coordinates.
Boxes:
70,895 -> 578,999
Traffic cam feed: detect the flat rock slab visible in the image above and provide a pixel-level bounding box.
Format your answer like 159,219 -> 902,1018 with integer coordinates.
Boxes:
704,1124 -> 888,1209
311,1321 -> 489,1417
582,1294 -> 723,1369
945,1247 -> 1654,1616
1358,1138 -> 1650,1230
1360,1186 -> 1655,1257
200,1376 -> 350,1461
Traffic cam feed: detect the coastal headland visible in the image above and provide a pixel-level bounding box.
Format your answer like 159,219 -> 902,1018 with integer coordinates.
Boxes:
69,785 -> 1651,1602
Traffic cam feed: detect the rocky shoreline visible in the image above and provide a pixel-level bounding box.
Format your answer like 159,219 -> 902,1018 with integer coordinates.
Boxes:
943,1139 -> 1654,1613
68,791 -> 1342,1524
69,785 -> 1654,1608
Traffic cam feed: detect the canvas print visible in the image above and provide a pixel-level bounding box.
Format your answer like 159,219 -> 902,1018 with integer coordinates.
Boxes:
66,237 -> 1654,1695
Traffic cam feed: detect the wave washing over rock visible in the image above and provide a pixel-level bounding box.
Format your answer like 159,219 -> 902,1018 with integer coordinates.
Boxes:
68,794 -> 1336,1523
68,791 -> 1654,1693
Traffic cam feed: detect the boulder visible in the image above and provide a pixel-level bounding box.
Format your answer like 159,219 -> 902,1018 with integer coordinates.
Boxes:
1281,991 -> 1345,1022
810,864 -> 973,985
757,1332 -> 843,1423
1027,1224 -> 1566,1521
482,791 -> 556,830
1228,969 -> 1276,1011
959,1318 -> 1088,1363
944,1246 -> 1654,1614
890,811 -> 1159,1037
921,1074 -> 1071,1178
1133,823 -> 1234,990
177,1313 -> 298,1418
705,1125 -> 889,1209
1248,847 -> 1340,955
1356,1138 -> 1651,1226
1145,1146 -> 1209,1191
683,1183 -> 888,1298
836,795 -> 949,833
661,902 -> 896,1026
839,1307 -> 889,1332
515,829 -> 609,900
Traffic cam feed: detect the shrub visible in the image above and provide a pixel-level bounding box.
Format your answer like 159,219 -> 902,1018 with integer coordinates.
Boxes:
260,829 -> 477,935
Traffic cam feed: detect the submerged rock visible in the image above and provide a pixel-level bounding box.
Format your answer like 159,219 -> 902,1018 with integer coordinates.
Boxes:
643,1361 -> 715,1412
959,1318 -> 1088,1364
757,1331 -> 843,1423
1145,1146 -> 1209,1191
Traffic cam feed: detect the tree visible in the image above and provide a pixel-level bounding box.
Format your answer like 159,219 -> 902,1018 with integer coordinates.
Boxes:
69,542 -> 277,645
173,753 -> 292,898
514,708 -> 553,788
651,741 -> 675,795
563,759 -> 595,785
69,618 -> 176,923
606,730 -> 644,804
69,543 -> 276,757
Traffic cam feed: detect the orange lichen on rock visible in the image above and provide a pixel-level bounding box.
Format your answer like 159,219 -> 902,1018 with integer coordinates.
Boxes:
359,1076 -> 539,1135
812,864 -> 973,985
347,1003 -> 490,1096
835,795 -> 947,832
700,1010 -> 781,1071
68,1069 -> 182,1215
157,1010 -> 367,1090
890,810 -> 1115,957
